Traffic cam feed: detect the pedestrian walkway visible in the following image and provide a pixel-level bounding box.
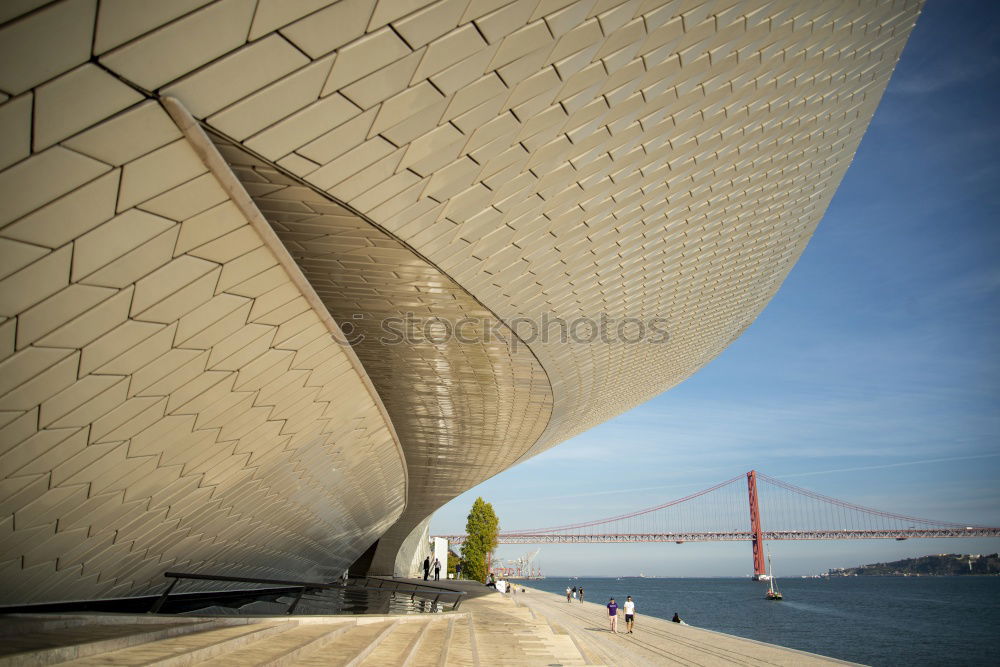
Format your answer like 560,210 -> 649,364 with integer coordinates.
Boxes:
512,584 -> 857,666
0,582 -> 855,665
0,584 -> 588,666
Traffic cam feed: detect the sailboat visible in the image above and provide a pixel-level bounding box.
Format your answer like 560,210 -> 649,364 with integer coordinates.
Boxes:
765,554 -> 783,600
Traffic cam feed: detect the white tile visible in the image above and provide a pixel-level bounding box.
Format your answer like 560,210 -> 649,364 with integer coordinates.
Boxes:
94,0 -> 214,53
17,284 -> 118,349
380,98 -> 448,145
275,153 -> 320,177
248,0 -> 336,40
339,50 -> 424,110
307,136 -> 396,190
0,245 -> 71,317
175,201 -> 247,255
0,237 -> 49,281
72,208 -> 176,281
370,81 -> 444,135
490,21 -> 554,71
0,346 -> 74,399
296,107 -> 377,164
207,55 -> 334,140
138,173 -> 228,221
62,101 -> 182,167
161,35 -> 310,118
0,170 -> 120,248
33,64 -> 144,150
245,94 -> 360,160
117,139 -> 208,212
0,146 -> 111,227
321,27 -> 412,95
0,0 -> 96,95
399,123 -> 464,170
79,320 -> 165,376
0,94 -> 32,171
99,0 -> 256,91
80,227 -> 178,288
130,255 -> 217,316
428,43 -> 500,97
0,0 -> 52,25
474,0 -> 536,44
392,0 -> 467,49
369,0 -> 437,31
280,0 -> 376,58
36,287 -> 133,349
133,266 -> 219,323
413,23 -> 487,81
542,0 -> 594,38
0,318 -> 14,362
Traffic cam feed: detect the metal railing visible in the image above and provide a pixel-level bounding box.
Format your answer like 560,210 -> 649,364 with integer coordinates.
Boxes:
150,572 -> 466,614
362,576 -> 467,610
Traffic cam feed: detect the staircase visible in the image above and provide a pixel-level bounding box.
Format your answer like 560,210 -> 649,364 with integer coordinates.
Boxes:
0,615 -> 442,666
0,594 -> 594,666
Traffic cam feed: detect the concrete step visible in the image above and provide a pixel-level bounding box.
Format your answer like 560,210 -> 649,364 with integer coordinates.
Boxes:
406,618 -> 452,667
0,619 -> 222,666
289,620 -> 398,667
57,621 -> 295,666
443,616 -> 477,667
357,619 -> 428,666
197,622 -> 356,666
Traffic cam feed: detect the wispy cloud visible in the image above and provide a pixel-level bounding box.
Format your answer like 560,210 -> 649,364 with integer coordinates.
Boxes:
778,453 -> 1000,479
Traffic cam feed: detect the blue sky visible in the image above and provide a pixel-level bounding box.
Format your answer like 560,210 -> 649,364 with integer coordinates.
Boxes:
431,1 -> 1000,576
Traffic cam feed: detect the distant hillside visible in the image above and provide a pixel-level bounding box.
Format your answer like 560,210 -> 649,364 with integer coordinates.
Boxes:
830,553 -> 1000,576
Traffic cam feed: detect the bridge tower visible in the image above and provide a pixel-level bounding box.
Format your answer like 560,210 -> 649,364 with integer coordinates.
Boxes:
747,470 -> 767,579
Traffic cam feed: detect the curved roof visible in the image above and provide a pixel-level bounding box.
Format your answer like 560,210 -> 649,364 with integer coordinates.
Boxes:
0,0 -> 921,599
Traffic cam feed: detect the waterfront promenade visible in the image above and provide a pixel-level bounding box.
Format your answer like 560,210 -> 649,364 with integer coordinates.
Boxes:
513,583 -> 855,666
0,580 -> 853,665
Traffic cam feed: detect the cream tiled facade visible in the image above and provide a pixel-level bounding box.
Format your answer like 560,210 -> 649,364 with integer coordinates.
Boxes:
0,0 -> 919,603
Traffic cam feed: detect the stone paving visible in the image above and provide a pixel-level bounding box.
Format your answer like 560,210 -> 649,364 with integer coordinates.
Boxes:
0,580 -> 861,665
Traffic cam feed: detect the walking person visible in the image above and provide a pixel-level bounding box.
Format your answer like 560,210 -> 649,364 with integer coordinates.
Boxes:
607,597 -> 619,633
578,587 -> 584,603
624,595 -> 636,634
433,557 -> 441,580
566,586 -> 572,602
456,562 -> 462,579
423,556 -> 430,581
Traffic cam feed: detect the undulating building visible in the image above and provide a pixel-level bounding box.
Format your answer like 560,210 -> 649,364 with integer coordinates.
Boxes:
0,0 -> 920,604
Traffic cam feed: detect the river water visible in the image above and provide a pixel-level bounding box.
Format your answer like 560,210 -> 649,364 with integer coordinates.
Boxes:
524,576 -> 1000,665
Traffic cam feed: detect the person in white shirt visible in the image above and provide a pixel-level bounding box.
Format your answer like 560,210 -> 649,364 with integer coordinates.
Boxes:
623,596 -> 636,634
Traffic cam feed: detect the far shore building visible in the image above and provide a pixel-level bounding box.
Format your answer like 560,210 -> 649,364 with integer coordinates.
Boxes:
0,0 -> 921,604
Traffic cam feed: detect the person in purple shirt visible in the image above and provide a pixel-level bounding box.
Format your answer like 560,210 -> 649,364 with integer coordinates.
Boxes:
607,597 -> 619,633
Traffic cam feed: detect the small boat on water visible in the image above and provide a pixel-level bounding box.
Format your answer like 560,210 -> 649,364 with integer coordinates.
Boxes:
765,554 -> 783,600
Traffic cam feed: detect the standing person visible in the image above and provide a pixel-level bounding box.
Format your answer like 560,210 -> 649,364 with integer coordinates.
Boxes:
578,587 -> 584,603
423,556 -> 430,581
566,586 -> 572,602
433,557 -> 441,580
607,598 -> 619,633
624,596 -> 636,634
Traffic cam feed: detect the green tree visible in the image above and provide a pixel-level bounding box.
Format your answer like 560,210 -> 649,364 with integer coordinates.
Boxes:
461,497 -> 499,582
447,548 -> 460,577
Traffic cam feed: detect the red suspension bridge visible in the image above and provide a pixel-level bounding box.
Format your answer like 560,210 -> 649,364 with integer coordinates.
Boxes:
437,471 -> 1000,578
